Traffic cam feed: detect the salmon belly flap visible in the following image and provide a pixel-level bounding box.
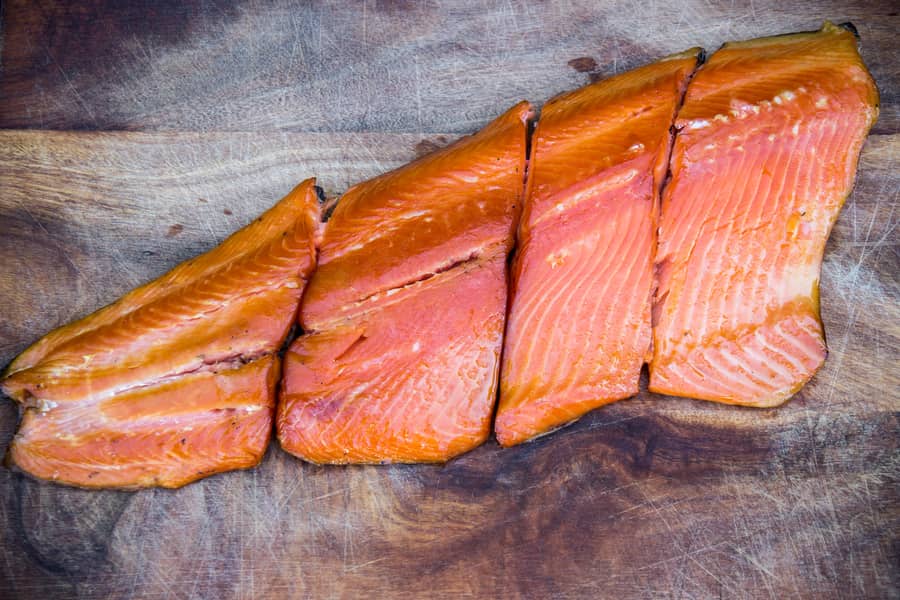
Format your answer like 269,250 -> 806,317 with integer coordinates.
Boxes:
650,23 -> 879,406
1,180 -> 321,488
495,50 -> 701,446
279,102 -> 533,463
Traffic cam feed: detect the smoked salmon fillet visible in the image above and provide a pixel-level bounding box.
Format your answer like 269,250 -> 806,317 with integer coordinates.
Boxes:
650,23 -> 879,405
1,180 -> 320,488
278,102 -> 533,463
495,50 -> 701,446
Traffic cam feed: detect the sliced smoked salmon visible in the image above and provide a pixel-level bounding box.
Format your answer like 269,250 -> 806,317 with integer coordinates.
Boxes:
1,180 -> 321,488
279,102 -> 532,463
650,23 -> 879,405
495,50 -> 701,446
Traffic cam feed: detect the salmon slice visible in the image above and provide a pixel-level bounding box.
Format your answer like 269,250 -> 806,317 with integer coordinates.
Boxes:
650,23 -> 879,406
495,51 -> 701,446
279,102 -> 532,463
1,180 -> 320,488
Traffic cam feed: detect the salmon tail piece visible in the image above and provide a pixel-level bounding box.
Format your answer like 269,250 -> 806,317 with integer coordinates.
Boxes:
494,50 -> 703,447
279,102 -> 534,464
649,22 -> 879,406
1,179 -> 321,489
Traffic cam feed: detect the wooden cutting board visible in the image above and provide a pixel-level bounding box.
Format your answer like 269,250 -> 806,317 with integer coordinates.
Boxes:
0,1 -> 897,598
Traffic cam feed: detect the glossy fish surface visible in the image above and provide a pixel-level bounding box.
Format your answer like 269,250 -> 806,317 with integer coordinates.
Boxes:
496,51 -> 700,446
279,102 -> 532,463
2,180 -> 321,488
650,23 -> 879,405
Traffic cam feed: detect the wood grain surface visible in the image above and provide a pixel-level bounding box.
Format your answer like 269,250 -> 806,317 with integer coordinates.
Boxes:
0,1 -> 898,598
2,0 -> 897,136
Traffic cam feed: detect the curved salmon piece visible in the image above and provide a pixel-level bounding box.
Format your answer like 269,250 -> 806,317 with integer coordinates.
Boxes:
280,102 -> 533,463
2,180 -> 320,488
496,51 -> 701,446
650,23 -> 879,406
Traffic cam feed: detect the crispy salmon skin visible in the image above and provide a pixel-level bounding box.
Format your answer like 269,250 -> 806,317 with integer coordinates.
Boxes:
1,180 -> 320,488
650,23 -> 879,405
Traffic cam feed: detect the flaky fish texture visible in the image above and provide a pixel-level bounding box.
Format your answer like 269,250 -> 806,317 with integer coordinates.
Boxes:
279,102 -> 533,463
1,180 -> 321,488
496,50 -> 701,446
650,23 -> 879,405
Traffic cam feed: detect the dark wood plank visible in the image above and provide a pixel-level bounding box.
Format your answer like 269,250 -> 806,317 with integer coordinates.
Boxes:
1,0 -> 897,135
0,129 -> 897,599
